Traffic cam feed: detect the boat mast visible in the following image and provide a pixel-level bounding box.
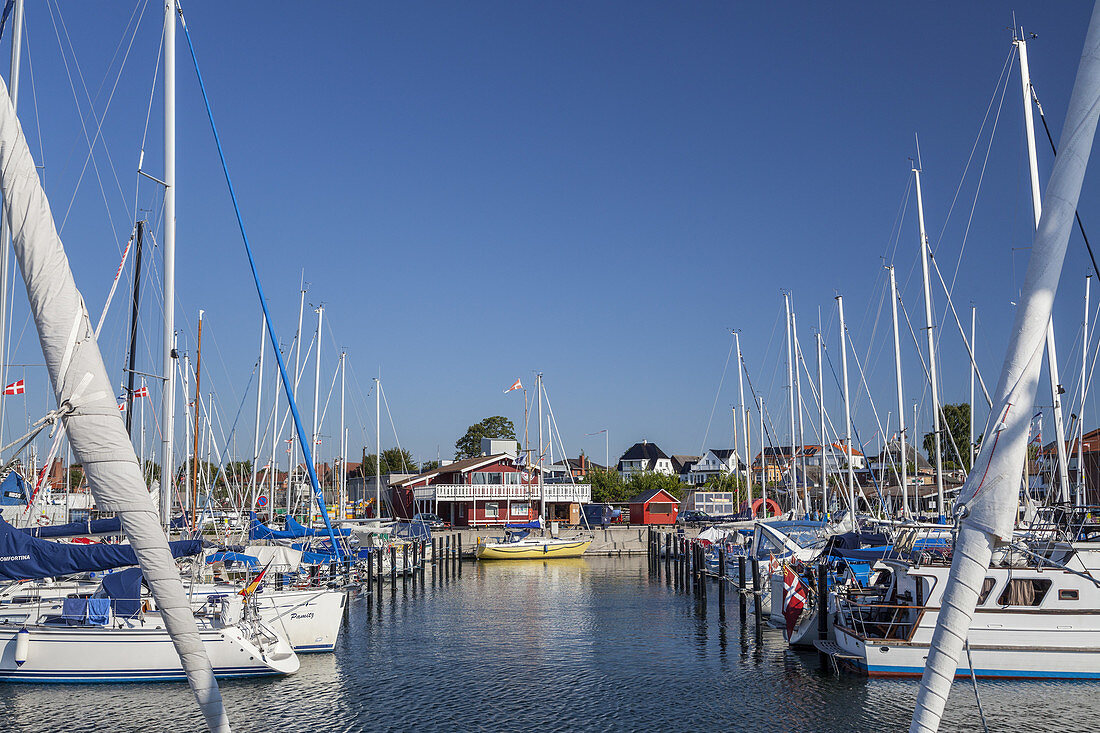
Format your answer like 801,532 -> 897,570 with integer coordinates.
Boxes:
182,352 -> 190,516
311,305 -> 322,522
889,266 -> 909,516
124,221 -> 145,434
0,0 -> 23,450
792,309 -> 807,514
784,293 -> 797,512
734,331 -> 751,502
288,286 -> 305,516
191,310 -> 203,529
339,352 -> 346,521
160,0 -> 176,527
759,397 -> 767,511
913,164 -> 946,518
250,315 -> 264,514
375,375 -> 381,518
970,304 -> 976,469
837,295 -> 856,515
1018,32 -> 1073,504
1081,275 -> 1091,504
817,331 -> 827,517
267,345 -> 280,522
537,372 -> 544,520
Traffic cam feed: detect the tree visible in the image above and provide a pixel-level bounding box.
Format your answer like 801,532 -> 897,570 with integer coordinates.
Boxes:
624,471 -> 684,500
454,416 -> 516,459
141,460 -> 161,487
588,467 -> 628,503
420,460 -> 441,472
224,460 -> 253,486
923,403 -> 974,471
362,447 -> 417,476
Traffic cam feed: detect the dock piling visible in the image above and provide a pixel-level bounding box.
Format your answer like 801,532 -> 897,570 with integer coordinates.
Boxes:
718,547 -> 726,604
738,556 -> 747,622
751,558 -> 763,637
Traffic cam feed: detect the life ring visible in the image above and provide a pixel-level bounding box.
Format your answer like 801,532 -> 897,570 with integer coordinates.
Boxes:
749,498 -> 782,518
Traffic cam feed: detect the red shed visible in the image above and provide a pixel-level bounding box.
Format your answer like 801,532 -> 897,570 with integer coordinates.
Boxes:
628,488 -> 679,525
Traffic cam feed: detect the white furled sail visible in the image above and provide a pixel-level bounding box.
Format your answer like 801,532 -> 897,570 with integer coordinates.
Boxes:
910,4 -> 1100,731
0,75 -> 230,729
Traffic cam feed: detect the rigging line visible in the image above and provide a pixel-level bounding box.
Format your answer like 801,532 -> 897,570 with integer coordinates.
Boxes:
316,358 -> 341,437
22,15 -> 45,178
45,0 -> 143,242
1032,83 -> 1100,279
844,329 -> 905,494
699,334 -> 735,456
928,252 -> 993,407
378,382 -> 414,474
933,45 -> 1017,249
946,44 -> 1013,295
820,341 -> 883,512
135,8 -> 164,222
178,6 -> 340,557
885,174 -> 914,266
739,355 -> 796,501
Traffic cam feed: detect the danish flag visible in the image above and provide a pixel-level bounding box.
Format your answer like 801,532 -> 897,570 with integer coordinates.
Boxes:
133,386 -> 149,398
504,378 -> 522,393
782,564 -> 810,641
3,379 -> 24,395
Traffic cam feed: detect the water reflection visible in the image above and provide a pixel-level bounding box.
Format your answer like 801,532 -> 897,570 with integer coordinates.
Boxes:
1,556 -> 1095,732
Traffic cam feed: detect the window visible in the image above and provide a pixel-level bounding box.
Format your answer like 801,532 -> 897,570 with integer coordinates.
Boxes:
511,502 -> 529,517
977,578 -> 996,605
472,472 -> 503,485
1059,589 -> 1079,601
648,502 -> 673,515
503,473 -> 520,485
998,578 -> 1052,607
484,502 -> 499,519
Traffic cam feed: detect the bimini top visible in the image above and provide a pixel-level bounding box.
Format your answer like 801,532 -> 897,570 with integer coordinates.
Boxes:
0,516 -> 201,581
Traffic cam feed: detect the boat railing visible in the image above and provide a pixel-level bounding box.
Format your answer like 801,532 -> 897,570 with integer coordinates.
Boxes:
834,596 -> 921,641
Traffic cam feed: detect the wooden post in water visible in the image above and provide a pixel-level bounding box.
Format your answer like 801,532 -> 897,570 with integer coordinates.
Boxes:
698,544 -> 706,600
817,561 -> 829,643
718,547 -> 726,604
457,534 -> 463,575
402,543 -> 408,590
366,548 -> 374,606
664,533 -> 671,572
738,556 -> 747,621
751,558 -> 763,637
376,546 -> 383,596
390,545 -> 397,585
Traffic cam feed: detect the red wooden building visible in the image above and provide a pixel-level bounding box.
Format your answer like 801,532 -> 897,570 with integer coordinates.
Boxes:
628,488 -> 679,525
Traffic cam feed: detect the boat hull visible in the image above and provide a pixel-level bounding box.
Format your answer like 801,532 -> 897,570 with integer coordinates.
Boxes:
0,622 -> 299,682
476,540 -> 591,560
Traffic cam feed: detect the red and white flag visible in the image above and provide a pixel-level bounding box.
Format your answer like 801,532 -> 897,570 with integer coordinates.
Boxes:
504,378 -> 522,393
133,386 -> 149,398
3,379 -> 24,395
782,564 -> 810,641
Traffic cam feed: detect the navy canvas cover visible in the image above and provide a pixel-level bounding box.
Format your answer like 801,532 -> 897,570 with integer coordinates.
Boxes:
0,516 -> 201,581
101,567 -> 144,618
0,471 -> 29,506
23,516 -> 122,538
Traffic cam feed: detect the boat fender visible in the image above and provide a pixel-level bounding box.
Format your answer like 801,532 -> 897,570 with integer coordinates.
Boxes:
14,627 -> 28,666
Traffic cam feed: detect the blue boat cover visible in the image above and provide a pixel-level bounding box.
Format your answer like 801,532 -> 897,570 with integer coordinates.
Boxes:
23,516 -> 122,538
846,561 -> 873,586
101,567 -> 144,618
505,518 -> 543,529
249,512 -> 350,540
0,471 -> 29,506
393,522 -> 430,540
0,516 -> 202,581
285,515 -> 351,537
206,551 -> 259,567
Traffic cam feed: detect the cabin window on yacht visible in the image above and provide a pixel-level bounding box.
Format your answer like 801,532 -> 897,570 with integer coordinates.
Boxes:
997,578 -> 1052,607
977,578 -> 996,605
1059,589 -> 1079,601
484,502 -> 499,518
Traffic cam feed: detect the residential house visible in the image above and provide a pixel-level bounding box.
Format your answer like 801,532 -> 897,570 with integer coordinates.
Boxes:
617,441 -> 674,480
688,449 -> 743,485
545,455 -> 604,484
752,446 -> 793,485
670,455 -> 701,484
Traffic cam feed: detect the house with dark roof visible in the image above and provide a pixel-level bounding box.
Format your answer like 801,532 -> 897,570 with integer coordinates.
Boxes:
670,455 -> 700,483
752,446 -> 793,485
616,441 -> 674,480
545,455 -> 604,484
688,449 -> 744,486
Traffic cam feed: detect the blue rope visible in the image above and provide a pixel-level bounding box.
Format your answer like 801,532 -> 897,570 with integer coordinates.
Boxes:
178,9 -> 341,557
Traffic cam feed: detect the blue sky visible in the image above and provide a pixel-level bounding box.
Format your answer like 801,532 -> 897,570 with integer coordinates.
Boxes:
4,2 -> 1099,472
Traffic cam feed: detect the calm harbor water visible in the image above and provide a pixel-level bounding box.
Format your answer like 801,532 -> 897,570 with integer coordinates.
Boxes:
1,555 -> 1094,732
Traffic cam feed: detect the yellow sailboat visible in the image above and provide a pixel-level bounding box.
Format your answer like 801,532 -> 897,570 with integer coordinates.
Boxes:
475,534 -> 592,560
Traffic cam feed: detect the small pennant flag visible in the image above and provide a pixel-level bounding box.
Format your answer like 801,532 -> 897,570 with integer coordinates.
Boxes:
504,378 -> 522,393
239,560 -> 273,598
118,403 -> 126,412
3,379 -> 24,395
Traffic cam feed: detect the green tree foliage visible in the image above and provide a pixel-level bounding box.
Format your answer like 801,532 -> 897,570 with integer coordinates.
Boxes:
141,460 -> 161,486
362,447 -> 417,476
923,403 -> 974,471
420,459 -> 442,472
224,461 -> 253,486
454,416 -> 517,459
624,471 -> 684,500
701,471 -> 744,493
587,467 -> 627,503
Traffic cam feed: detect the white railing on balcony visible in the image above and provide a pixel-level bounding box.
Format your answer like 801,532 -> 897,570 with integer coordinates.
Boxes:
411,483 -> 591,503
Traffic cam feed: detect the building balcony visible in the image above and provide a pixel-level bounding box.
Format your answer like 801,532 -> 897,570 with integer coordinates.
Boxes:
412,483 -> 591,503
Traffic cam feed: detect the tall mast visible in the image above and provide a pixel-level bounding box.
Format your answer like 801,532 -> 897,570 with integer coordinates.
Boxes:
1018,32 -> 1073,504
190,311 -> 203,529
817,331 -> 827,516
267,345 -> 280,522
759,397 -> 767,511
339,351 -> 346,521
182,352 -> 190,515
250,315 -> 264,513
837,295 -> 856,515
784,293 -> 797,511
375,375 -> 381,518
792,310 -> 807,514
159,0 -> 176,526
311,305 -> 323,521
1081,275 -> 1092,505
537,372 -> 544,520
970,304 -> 976,469
289,286 -> 306,513
914,165 -> 946,518
734,331 -> 751,501
125,221 -> 145,434
889,266 -> 909,516
0,0 -> 24,449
